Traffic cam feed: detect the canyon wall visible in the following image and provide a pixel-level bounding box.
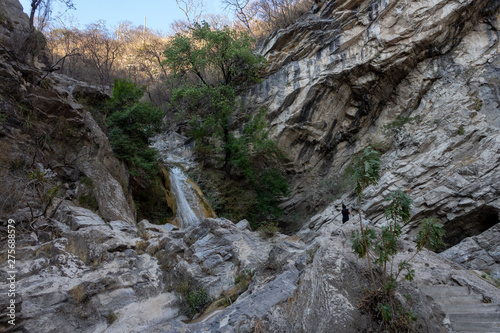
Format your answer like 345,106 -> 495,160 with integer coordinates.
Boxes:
245,0 -> 500,244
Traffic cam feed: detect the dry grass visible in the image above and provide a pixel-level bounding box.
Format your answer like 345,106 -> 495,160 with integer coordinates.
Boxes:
70,284 -> 86,304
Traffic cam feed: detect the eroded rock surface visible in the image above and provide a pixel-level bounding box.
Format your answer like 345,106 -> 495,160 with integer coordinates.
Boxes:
0,0 -> 135,224
245,0 -> 500,235
0,205 -> 167,333
441,223 -> 500,279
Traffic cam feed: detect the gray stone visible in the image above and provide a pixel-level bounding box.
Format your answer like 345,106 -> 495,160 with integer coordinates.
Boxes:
235,219 -> 250,230
56,202 -> 106,231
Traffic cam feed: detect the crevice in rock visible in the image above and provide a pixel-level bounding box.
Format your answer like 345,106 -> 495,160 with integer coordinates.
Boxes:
441,205 -> 499,251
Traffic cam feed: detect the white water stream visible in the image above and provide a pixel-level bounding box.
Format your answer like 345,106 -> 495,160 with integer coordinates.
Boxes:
168,167 -> 202,228
151,131 -> 209,228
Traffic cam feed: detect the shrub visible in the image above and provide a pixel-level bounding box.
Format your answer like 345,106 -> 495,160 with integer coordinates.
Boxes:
106,310 -> 117,325
457,125 -> 465,135
178,282 -> 211,318
106,79 -> 146,112
257,222 -> 280,238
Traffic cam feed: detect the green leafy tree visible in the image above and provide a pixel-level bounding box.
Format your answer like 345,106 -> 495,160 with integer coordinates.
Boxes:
347,147 -> 445,331
162,22 -> 287,226
163,21 -> 265,170
348,146 -> 381,288
163,21 -> 264,86
106,79 -> 164,178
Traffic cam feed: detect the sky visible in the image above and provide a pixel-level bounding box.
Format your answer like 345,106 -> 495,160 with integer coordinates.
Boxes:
18,0 -> 229,33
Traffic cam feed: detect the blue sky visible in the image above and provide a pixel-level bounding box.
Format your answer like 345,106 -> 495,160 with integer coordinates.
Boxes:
18,0 -> 229,32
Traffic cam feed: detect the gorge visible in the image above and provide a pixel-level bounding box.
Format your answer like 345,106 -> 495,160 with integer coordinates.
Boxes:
0,0 -> 499,332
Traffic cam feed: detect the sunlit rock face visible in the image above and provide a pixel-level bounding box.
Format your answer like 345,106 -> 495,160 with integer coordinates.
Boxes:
246,0 -> 500,235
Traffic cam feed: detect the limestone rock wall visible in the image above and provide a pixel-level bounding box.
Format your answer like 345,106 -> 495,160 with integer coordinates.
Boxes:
0,0 -> 135,224
245,0 -> 500,237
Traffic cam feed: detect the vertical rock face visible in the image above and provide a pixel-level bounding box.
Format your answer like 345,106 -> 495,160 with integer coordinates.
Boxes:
0,0 -> 135,224
246,0 -> 500,236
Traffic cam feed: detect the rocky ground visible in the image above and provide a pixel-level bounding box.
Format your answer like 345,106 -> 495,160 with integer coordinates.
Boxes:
3,205 -> 500,332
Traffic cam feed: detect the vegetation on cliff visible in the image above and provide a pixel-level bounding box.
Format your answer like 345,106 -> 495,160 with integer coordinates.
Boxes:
162,22 -> 289,228
348,146 -> 445,332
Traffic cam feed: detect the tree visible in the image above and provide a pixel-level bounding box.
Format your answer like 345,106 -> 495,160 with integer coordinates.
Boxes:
175,0 -> 205,26
106,79 -> 164,178
348,146 -> 381,289
78,21 -> 121,91
163,23 -> 287,226
163,21 -> 265,168
347,146 -> 445,331
29,0 -> 75,31
222,0 -> 257,39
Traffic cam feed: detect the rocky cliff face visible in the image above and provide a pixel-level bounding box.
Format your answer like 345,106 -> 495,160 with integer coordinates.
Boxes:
247,0 -> 500,238
0,0 -> 135,224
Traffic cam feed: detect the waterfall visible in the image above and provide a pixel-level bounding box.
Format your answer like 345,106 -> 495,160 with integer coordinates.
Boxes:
151,131 -> 215,228
168,167 -> 202,228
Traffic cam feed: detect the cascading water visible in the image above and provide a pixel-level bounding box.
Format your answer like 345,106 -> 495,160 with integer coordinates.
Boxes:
168,167 -> 202,228
150,131 -> 214,228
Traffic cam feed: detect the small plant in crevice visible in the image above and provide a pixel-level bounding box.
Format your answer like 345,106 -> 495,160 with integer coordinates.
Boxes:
106,310 -> 117,325
257,221 -> 280,238
457,125 -> 465,135
0,109 -> 6,124
177,282 -> 211,319
382,115 -> 421,146
472,97 -> 483,111
18,103 -> 37,131
306,244 -> 320,261
234,269 -> 254,292
135,240 -> 149,254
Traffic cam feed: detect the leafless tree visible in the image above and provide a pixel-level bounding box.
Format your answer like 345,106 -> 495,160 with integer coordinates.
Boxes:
170,19 -> 190,34
29,0 -> 75,31
175,0 -> 205,26
203,13 -> 232,30
222,0 -> 256,39
78,21 -> 122,91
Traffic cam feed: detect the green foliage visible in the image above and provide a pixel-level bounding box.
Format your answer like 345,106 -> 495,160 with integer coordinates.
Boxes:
415,218 -> 446,251
347,146 -> 443,332
472,98 -> 483,111
164,23 -> 286,227
19,103 -> 37,130
178,282 -> 211,318
457,125 -> 465,135
347,146 -> 381,198
383,115 -> 421,137
162,21 -> 265,86
384,190 -> 412,226
106,79 -> 146,112
351,228 -> 377,258
106,80 -> 164,178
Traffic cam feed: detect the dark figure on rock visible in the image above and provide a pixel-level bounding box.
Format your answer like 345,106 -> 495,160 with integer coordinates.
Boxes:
342,204 -> 350,224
